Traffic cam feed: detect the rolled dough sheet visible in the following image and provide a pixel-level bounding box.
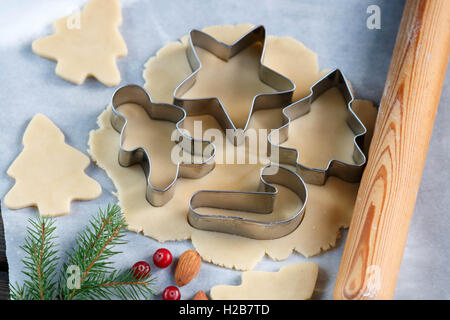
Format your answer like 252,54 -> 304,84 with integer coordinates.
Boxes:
210,262 -> 318,300
32,0 -> 127,86
89,24 -> 377,270
5,114 -> 101,217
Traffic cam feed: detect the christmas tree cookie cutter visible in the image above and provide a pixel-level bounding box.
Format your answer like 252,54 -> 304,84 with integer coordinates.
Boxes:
268,69 -> 367,185
110,85 -> 216,207
173,25 -> 295,146
188,165 -> 308,240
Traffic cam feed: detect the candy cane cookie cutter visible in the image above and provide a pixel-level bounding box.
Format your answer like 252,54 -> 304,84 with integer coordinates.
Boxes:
188,164 -> 308,240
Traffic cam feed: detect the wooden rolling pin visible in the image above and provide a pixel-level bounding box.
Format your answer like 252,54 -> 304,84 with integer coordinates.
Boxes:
334,0 -> 450,300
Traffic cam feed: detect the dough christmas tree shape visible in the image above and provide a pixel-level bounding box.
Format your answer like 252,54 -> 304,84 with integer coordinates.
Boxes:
4,114 -> 102,217
32,0 -> 127,86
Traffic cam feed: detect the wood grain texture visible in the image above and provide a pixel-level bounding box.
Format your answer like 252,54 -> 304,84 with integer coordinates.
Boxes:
334,0 -> 450,300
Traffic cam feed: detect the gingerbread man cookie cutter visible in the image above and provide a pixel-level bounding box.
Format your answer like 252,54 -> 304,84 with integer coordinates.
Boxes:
173,25 -> 295,146
268,69 -> 367,185
110,84 -> 216,207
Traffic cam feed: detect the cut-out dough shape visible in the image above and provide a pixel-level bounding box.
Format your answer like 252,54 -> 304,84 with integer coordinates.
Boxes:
89,24 -> 378,270
4,114 -> 102,217
32,0 -> 127,86
210,262 -> 318,300
280,87 -> 359,169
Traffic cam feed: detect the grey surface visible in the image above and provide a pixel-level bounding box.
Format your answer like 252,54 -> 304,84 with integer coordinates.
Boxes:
0,0 -> 448,300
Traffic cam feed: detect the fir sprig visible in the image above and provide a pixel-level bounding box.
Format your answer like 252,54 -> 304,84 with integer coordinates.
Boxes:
10,217 -> 58,300
10,204 -> 154,300
71,269 -> 153,300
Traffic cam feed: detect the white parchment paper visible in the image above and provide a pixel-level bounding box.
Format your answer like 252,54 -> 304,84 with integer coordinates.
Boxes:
1,0 -> 448,299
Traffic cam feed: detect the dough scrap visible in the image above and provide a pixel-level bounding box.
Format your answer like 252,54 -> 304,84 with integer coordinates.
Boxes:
210,262 -> 319,300
5,114 -> 101,217
32,0 -> 127,86
89,24 -> 377,270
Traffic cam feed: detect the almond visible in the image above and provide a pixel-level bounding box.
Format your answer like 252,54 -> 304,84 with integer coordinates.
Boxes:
174,249 -> 201,287
193,290 -> 208,300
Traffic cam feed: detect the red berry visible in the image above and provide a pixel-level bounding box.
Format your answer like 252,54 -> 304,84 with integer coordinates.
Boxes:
153,248 -> 173,268
162,286 -> 180,300
132,261 -> 150,279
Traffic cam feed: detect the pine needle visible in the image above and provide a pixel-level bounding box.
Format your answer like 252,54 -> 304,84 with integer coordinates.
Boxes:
10,204 -> 154,300
10,217 -> 58,300
58,204 -> 153,300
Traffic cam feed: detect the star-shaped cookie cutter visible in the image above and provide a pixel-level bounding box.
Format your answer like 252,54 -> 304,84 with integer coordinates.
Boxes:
268,69 -> 367,185
188,164 -> 308,240
110,85 -> 216,207
173,25 -> 295,145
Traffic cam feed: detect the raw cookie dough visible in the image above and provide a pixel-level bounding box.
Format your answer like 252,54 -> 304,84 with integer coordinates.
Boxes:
279,87 -> 358,169
32,0 -> 127,86
5,114 -> 101,217
210,262 -> 318,300
89,24 -> 377,270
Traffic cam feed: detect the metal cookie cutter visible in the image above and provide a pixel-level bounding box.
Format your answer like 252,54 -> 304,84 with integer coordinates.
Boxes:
188,165 -> 307,240
110,85 -> 216,207
174,25 -> 295,145
268,69 -> 367,185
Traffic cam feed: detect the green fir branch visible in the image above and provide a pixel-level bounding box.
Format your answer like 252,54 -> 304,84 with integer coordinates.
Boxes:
10,217 -> 59,300
71,269 -> 154,300
11,204 -> 154,300
57,204 -> 153,300
9,282 -> 26,300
